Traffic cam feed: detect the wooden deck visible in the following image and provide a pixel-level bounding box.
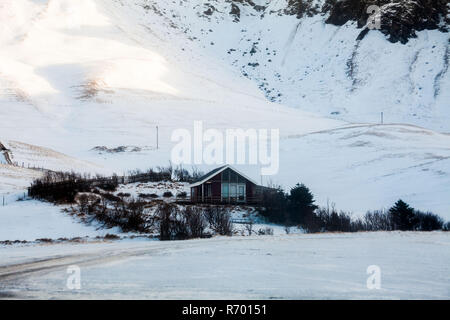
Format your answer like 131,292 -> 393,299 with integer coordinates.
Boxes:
175,195 -> 262,205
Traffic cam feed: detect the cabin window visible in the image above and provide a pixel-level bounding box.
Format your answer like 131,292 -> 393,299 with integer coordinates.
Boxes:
238,185 -> 245,200
220,169 -> 248,202
222,183 -> 229,199
230,184 -> 237,198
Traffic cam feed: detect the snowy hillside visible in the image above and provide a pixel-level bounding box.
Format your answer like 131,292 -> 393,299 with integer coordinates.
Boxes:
0,0 -> 449,219
139,0 -> 450,130
0,0 -> 342,151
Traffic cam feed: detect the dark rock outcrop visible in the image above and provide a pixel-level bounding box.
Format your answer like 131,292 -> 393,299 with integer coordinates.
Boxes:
230,3 -> 241,21
284,0 -> 321,18
323,0 -> 449,43
199,0 -> 448,44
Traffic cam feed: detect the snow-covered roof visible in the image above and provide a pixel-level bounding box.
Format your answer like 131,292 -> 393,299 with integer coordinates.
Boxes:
190,165 -> 259,187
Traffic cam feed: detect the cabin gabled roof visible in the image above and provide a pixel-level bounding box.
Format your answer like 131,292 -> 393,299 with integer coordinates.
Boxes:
190,165 -> 259,187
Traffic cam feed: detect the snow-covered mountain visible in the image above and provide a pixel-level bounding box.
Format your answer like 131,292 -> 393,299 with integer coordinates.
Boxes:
0,0 -> 449,217
139,0 -> 450,130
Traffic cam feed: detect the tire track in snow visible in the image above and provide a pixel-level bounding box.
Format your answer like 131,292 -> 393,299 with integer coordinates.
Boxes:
0,245 -> 166,283
0,238 -> 255,283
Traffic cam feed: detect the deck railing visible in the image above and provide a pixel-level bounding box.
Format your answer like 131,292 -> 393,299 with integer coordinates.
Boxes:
175,195 -> 262,205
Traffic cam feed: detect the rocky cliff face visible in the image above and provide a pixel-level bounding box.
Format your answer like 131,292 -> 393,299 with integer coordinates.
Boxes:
323,0 -> 449,43
208,0 -> 449,43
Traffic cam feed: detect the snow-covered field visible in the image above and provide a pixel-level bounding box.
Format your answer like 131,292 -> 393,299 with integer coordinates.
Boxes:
0,232 -> 448,299
0,200 -> 121,242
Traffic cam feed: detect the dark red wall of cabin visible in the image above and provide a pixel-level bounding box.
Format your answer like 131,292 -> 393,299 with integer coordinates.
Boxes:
209,173 -> 221,198
246,181 -> 255,199
191,170 -> 257,202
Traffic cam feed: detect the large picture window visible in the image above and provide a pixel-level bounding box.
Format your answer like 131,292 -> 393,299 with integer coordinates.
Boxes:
230,184 -> 237,198
222,183 -> 229,199
221,169 -> 247,202
238,185 -> 245,200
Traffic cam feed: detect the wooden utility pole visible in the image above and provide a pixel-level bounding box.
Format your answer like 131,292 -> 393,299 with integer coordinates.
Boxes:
156,126 -> 159,150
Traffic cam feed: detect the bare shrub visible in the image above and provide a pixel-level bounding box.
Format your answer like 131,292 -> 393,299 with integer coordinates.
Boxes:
102,192 -> 121,202
117,192 -> 131,198
364,209 -> 392,231
124,199 -> 149,232
284,225 -> 291,234
77,194 -> 90,214
173,165 -> 190,182
104,233 -> 120,240
183,206 -> 207,238
257,227 -> 274,235
84,195 -> 153,233
204,206 -> 233,236
138,193 -> 158,199
415,211 -> 444,231
173,165 -> 205,182
28,171 -> 118,203
443,222 -> 450,231
177,191 -> 187,198
156,204 -> 208,240
96,179 -> 118,192
156,203 -> 180,240
127,166 -> 172,183
163,191 -> 174,198
244,218 -> 254,236
75,193 -> 100,215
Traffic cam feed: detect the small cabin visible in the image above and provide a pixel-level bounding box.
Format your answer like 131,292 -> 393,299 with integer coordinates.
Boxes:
190,165 -> 261,204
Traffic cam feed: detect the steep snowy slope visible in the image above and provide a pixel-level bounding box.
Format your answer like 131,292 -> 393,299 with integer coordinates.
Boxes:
140,0 -> 450,131
0,0 -> 449,217
0,0 -> 341,152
